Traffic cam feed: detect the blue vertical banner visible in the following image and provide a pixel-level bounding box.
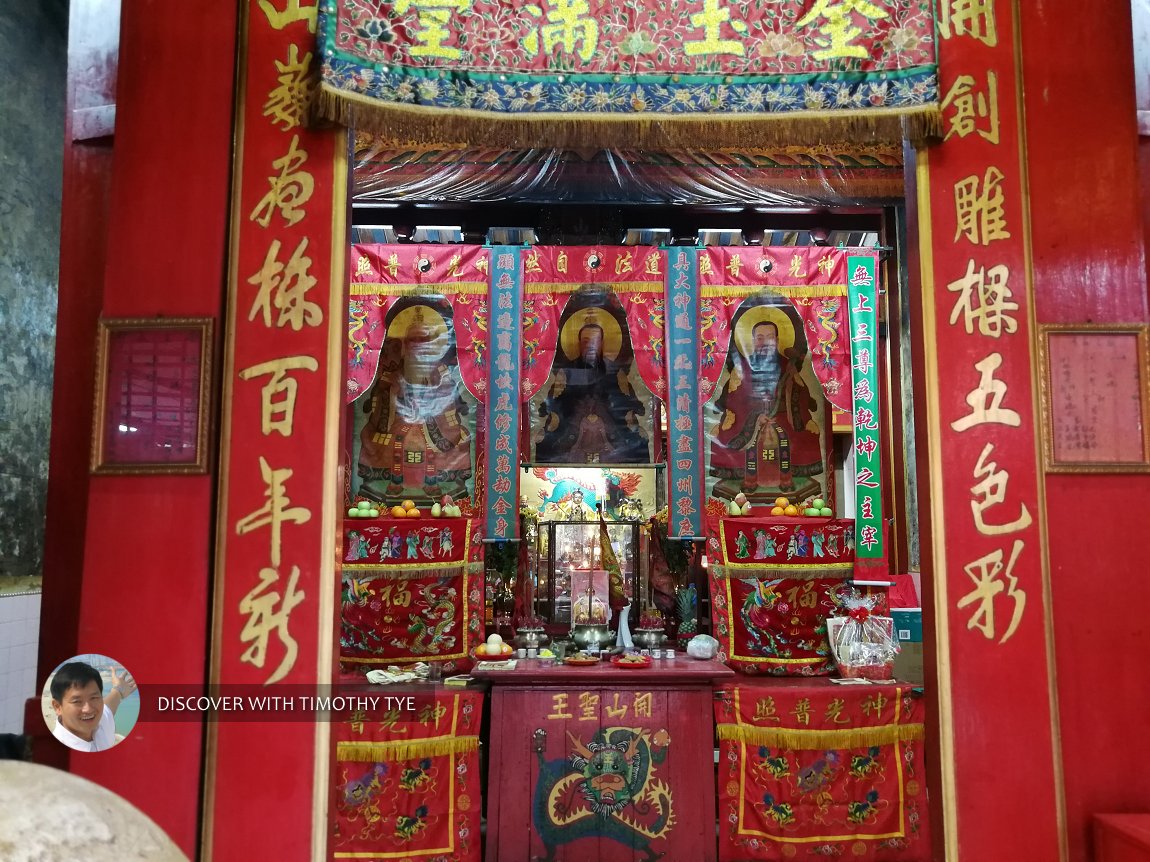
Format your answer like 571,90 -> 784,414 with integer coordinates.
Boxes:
666,247 -> 702,539
486,246 -> 522,541
846,254 -> 883,560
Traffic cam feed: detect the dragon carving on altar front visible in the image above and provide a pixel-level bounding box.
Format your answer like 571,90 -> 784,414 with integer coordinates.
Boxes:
532,727 -> 675,862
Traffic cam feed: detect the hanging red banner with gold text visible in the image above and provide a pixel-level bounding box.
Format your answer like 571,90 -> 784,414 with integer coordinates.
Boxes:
209,0 -> 345,856
921,2 -> 1061,857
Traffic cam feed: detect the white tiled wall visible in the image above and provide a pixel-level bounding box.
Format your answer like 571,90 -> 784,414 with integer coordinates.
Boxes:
0,592 -> 41,733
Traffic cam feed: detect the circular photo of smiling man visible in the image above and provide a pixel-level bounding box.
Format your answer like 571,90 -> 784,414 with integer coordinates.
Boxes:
41,655 -> 139,752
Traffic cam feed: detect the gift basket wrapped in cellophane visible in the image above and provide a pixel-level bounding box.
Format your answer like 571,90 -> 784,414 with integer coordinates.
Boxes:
826,592 -> 899,680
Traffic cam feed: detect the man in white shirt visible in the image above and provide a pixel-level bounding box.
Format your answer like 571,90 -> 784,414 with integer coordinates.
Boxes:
49,662 -> 136,753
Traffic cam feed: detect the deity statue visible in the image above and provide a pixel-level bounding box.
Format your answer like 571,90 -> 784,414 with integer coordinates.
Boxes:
535,304 -> 649,464
357,302 -> 473,503
708,302 -> 828,503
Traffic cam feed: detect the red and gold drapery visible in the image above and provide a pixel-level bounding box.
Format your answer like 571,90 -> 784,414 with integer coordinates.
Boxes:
347,244 -> 490,404
714,680 -> 928,860
521,245 -> 667,401
332,690 -> 484,861
341,517 -> 484,671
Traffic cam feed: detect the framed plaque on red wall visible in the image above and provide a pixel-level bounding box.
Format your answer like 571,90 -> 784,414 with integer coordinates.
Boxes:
90,317 -> 214,475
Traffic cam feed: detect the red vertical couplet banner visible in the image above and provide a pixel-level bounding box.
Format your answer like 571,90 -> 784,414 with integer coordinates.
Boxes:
847,255 -> 883,562
209,1 -> 344,857
926,1 -> 1061,858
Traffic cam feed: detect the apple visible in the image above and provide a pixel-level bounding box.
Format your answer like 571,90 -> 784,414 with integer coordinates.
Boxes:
804,507 -> 818,517
733,492 -> 748,506
347,507 -> 358,517
368,508 -> 380,518
357,500 -> 372,511
812,498 -> 825,510
819,507 -> 833,517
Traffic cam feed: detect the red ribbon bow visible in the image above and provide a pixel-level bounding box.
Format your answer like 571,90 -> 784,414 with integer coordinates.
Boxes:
848,607 -> 871,624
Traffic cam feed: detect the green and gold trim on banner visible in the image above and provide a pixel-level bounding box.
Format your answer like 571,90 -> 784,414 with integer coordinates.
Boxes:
336,735 -> 479,761
350,281 -> 487,296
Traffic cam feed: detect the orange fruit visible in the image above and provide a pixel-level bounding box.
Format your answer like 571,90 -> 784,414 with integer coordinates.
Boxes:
390,505 -> 406,518
783,505 -> 798,516
770,506 -> 785,516
402,499 -> 416,510
774,496 -> 789,508
406,508 -> 421,518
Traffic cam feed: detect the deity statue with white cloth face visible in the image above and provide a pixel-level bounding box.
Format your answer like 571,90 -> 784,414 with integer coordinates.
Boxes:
357,301 -> 472,503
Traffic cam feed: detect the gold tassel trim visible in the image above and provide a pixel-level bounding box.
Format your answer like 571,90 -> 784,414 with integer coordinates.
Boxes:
315,84 -> 942,150
524,281 -> 664,295
700,284 -> 848,298
344,563 -> 469,580
710,563 -> 853,580
717,722 -> 923,749
337,735 -> 479,762
350,282 -> 487,296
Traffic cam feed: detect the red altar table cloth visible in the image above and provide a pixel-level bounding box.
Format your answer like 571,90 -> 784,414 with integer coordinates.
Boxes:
330,687 -> 483,861
714,679 -> 929,861
340,516 -> 484,672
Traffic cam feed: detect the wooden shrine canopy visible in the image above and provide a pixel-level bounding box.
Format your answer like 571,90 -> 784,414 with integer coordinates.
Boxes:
315,1 -> 941,151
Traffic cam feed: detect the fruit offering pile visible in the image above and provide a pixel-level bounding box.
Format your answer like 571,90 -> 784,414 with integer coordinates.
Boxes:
724,492 -> 754,516
346,496 -> 465,519
768,496 -> 833,517
475,633 -> 513,658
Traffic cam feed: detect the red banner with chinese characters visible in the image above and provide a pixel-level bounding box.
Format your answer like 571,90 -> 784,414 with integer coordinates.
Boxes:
209,1 -> 344,857
925,3 -> 1061,857
343,517 -> 471,573
331,690 -> 483,861
714,681 -> 928,860
347,244 -> 489,404
713,515 -> 855,576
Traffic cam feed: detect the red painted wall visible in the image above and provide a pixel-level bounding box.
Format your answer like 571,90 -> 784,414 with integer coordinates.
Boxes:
1020,2 -> 1150,860
32,0 -> 118,773
55,0 -> 237,855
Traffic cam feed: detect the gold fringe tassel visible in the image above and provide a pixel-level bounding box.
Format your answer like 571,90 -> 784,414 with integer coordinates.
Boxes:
337,735 -> 479,762
699,285 -> 849,298
710,563 -> 853,580
717,722 -> 924,749
315,84 -> 942,150
350,282 -> 488,296
344,563 -> 469,580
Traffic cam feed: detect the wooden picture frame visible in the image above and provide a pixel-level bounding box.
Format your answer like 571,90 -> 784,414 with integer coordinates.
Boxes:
91,317 -> 214,475
1037,323 -> 1150,472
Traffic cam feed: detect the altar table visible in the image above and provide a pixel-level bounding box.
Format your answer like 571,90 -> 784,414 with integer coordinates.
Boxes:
474,657 -> 734,862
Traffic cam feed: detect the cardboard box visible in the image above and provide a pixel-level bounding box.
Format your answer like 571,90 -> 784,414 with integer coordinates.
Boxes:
891,608 -> 924,684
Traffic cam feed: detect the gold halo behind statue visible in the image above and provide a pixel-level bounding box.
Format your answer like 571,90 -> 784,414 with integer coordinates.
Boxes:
733,305 -> 797,359
387,304 -> 449,341
559,307 -> 623,362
